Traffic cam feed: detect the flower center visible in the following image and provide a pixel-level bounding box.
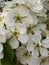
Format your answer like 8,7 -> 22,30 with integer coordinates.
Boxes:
27,26 -> 33,34
23,51 -> 30,58
12,27 -> 19,38
14,14 -> 22,23
34,43 -> 42,51
41,57 -> 46,64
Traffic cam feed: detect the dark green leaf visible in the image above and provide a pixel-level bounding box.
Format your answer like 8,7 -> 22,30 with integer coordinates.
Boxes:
3,42 -> 14,61
1,59 -> 13,65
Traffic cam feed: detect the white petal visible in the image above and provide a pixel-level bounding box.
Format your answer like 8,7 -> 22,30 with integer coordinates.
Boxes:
16,23 -> 27,34
32,34 -> 41,42
5,19 -> 15,28
18,34 -> 28,44
5,30 -> 11,39
33,28 -> 41,35
32,49 -> 39,59
37,23 -> 46,31
4,13 -> 15,28
40,48 -> 48,57
0,44 -> 3,53
19,56 -> 28,64
42,37 -> 49,48
9,38 -> 19,49
33,17 -> 38,25
0,26 -> 6,43
32,3 -> 43,13
26,43 -> 34,51
16,46 -> 27,58
18,6 -> 29,16
22,15 -> 33,27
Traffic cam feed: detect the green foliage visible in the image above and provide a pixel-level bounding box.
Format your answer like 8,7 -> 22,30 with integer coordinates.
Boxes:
3,42 -> 14,61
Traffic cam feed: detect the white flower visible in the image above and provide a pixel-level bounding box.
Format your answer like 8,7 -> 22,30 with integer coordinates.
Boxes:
26,33 -> 41,52
16,46 -> 39,65
3,5 -> 30,28
26,33 -> 49,58
16,46 -> 31,64
27,41 -> 49,58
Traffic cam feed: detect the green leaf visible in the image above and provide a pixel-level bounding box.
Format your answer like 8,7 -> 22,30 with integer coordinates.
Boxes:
1,50 -> 17,65
1,59 -> 13,65
1,58 -> 17,65
3,42 -> 14,61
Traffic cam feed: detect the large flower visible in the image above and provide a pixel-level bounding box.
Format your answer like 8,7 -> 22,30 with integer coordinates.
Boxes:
26,32 -> 49,59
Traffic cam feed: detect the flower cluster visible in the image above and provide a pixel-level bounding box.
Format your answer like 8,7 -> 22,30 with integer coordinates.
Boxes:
0,0 -> 49,65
